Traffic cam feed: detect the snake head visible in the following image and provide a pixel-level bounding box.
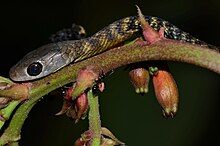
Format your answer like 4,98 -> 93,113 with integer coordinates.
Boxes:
9,42 -> 74,82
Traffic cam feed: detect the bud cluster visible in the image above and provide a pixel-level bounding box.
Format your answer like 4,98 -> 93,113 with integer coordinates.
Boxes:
128,63 -> 179,118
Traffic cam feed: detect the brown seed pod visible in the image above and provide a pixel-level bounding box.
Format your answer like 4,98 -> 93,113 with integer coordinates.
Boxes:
129,68 -> 150,94
152,70 -> 179,118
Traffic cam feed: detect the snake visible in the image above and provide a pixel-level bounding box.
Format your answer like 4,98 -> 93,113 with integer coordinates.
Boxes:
9,15 -> 211,81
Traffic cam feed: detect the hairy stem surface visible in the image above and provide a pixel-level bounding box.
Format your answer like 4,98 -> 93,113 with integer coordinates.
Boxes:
87,90 -> 101,146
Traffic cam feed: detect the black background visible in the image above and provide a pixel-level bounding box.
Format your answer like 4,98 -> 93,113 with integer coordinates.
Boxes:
0,0 -> 220,146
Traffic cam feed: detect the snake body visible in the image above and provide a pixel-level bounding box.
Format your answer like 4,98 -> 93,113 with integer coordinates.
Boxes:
9,16 -> 208,81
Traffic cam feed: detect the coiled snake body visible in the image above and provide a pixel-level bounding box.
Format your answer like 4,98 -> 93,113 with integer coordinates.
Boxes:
9,16 -> 208,81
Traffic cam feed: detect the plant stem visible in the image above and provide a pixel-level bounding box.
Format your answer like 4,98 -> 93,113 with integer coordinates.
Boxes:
0,101 -> 20,129
7,141 -> 19,146
0,39 -> 219,145
0,97 -> 38,145
87,90 -> 101,146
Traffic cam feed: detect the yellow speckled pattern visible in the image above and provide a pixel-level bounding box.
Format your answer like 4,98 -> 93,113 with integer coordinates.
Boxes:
71,16 -> 208,62
9,15 -> 212,81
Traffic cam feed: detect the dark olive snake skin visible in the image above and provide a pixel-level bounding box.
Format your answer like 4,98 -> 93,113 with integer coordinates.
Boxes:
9,16 -> 211,81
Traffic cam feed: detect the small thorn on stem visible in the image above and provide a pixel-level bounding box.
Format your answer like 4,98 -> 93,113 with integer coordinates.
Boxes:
136,5 -> 166,44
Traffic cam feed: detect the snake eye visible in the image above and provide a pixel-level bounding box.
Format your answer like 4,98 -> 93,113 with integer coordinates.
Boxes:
27,62 -> 43,76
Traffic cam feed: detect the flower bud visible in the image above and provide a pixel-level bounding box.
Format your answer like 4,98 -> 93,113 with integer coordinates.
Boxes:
152,70 -> 179,118
129,68 -> 150,94
74,130 -> 92,146
66,93 -> 89,123
101,127 -> 124,146
75,93 -> 89,121
72,66 -> 99,99
0,83 -> 29,101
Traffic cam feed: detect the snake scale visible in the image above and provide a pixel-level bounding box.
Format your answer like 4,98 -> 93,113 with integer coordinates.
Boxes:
9,15 -> 210,81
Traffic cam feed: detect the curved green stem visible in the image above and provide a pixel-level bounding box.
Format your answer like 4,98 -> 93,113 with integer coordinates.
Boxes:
0,101 -> 20,129
0,39 -> 219,145
0,98 -> 37,145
